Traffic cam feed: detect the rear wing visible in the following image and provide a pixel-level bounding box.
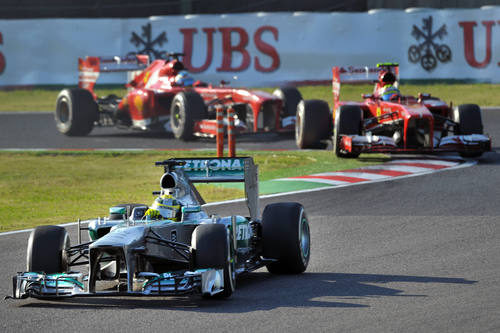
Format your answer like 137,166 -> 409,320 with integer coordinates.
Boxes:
332,63 -> 399,113
78,55 -> 149,98
156,157 -> 260,220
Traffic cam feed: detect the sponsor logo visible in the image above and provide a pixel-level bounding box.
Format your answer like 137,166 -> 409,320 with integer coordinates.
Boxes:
236,223 -> 251,241
127,23 -> 280,73
182,159 -> 243,171
128,23 -> 167,60
408,16 -> 451,71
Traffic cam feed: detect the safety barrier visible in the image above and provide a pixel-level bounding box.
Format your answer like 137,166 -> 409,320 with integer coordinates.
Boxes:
215,105 -> 236,158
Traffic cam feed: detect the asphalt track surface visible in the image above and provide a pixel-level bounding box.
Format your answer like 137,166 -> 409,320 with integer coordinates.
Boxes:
0,112 -> 298,150
0,110 -> 499,332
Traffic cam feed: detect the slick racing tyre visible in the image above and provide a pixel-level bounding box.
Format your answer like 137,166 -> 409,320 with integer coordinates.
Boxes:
262,202 -> 310,274
333,105 -> 362,158
55,88 -> 98,136
170,91 -> 206,141
192,224 -> 235,298
453,104 -> 484,157
295,99 -> 331,149
27,225 -> 70,274
273,86 -> 303,118
453,104 -> 483,135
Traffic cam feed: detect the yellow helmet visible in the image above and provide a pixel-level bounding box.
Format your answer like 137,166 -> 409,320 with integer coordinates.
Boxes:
151,194 -> 181,221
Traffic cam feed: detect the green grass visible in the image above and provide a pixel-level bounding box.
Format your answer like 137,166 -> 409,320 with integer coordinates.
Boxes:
1,83 -> 499,112
0,150 -> 387,232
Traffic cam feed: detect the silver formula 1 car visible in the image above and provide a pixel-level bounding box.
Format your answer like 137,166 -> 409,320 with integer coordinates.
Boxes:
11,157 -> 310,299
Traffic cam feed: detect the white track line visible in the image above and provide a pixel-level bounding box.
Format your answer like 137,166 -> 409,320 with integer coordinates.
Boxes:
0,159 -> 476,237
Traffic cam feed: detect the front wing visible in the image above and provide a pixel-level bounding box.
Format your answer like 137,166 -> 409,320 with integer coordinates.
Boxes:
338,134 -> 491,155
11,269 -> 225,299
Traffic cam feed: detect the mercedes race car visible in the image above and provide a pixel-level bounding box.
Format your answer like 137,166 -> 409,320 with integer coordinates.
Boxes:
295,63 -> 491,158
55,53 -> 302,140
10,157 -> 310,299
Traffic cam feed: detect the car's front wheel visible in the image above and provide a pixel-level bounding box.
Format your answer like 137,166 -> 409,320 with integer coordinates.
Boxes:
262,202 -> 310,274
192,224 -> 235,298
334,105 -> 363,158
453,104 -> 484,158
295,99 -> 331,149
170,91 -> 206,140
27,225 -> 70,274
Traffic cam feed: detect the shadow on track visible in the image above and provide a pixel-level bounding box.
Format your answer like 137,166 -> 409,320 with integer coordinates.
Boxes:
16,271 -> 475,312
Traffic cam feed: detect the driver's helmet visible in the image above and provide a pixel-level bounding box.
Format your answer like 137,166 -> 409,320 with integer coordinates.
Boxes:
150,194 -> 181,221
380,85 -> 400,101
174,71 -> 194,86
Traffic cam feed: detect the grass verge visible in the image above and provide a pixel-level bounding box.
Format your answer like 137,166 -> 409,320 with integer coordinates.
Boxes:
0,150 -> 388,232
1,83 -> 499,112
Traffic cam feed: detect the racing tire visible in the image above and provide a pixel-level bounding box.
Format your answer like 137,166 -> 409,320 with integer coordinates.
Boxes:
295,99 -> 331,149
453,104 -> 484,158
55,88 -> 98,136
334,105 -> 362,158
192,224 -> 235,298
262,202 -> 310,274
27,225 -> 70,274
170,91 -> 206,141
273,86 -> 303,117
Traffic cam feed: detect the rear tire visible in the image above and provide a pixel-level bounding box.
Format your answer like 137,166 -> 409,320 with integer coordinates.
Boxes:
262,202 -> 310,274
27,225 -> 70,274
295,99 -> 331,149
170,91 -> 206,141
334,105 -> 362,158
452,104 -> 484,158
55,88 -> 98,136
273,87 -> 303,117
192,224 -> 235,298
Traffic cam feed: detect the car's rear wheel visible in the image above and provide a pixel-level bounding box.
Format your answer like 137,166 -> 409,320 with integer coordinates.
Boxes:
334,105 -> 363,158
192,224 -> 235,298
262,202 -> 310,274
453,104 -> 484,158
273,86 -> 303,118
170,91 -> 206,140
295,99 -> 331,149
55,88 -> 98,136
27,225 -> 70,274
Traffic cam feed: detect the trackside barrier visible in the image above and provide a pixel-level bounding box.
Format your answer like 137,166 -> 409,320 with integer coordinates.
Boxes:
215,105 -> 237,158
227,106 -> 236,157
216,106 -> 224,157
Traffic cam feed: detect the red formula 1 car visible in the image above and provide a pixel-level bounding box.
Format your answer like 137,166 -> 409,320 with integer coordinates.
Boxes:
295,63 -> 491,158
54,53 -> 302,140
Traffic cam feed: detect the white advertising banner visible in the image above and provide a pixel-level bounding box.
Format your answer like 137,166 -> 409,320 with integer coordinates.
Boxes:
0,7 -> 499,87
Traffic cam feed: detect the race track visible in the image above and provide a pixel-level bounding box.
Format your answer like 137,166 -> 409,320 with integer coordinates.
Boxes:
0,112 -> 298,150
0,109 -> 499,332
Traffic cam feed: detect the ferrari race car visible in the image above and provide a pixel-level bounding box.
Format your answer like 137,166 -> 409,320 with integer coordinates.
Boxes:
10,157 -> 310,299
295,63 -> 491,158
54,53 -> 302,140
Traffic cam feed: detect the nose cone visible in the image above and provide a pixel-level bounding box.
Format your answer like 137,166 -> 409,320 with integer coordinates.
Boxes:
90,225 -> 147,249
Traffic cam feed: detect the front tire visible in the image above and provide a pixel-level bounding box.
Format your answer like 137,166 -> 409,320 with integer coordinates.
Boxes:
295,99 -> 331,149
55,88 -> 98,136
262,202 -> 310,274
170,91 -> 206,141
334,105 -> 362,158
453,104 -> 484,158
27,225 -> 70,274
273,86 -> 303,118
192,224 -> 235,298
